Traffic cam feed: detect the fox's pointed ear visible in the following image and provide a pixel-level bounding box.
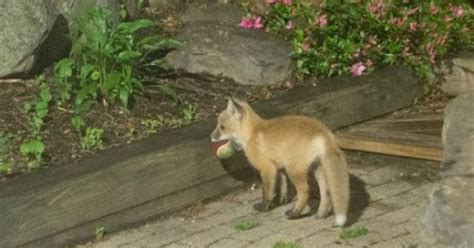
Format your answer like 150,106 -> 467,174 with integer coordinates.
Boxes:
226,97 -> 243,119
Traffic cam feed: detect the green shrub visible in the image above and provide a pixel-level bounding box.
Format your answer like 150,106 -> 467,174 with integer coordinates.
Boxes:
53,7 -> 182,113
257,0 -> 473,80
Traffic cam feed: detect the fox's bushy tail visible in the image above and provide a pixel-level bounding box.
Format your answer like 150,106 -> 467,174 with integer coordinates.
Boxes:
321,147 -> 350,226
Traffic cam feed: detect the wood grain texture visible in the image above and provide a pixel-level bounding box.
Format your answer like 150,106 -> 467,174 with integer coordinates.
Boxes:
0,66 -> 423,248
336,113 -> 443,161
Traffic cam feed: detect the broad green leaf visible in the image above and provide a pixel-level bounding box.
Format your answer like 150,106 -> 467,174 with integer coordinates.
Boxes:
20,139 -> 44,155
81,64 -> 95,79
35,102 -> 49,118
55,59 -> 74,78
139,37 -> 184,50
104,70 -> 121,91
71,116 -> 86,131
118,50 -> 142,60
118,19 -> 154,34
91,70 -> 101,81
40,88 -> 52,102
119,88 -> 130,107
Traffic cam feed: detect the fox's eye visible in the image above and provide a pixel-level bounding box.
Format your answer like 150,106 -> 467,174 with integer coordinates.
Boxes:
220,125 -> 225,130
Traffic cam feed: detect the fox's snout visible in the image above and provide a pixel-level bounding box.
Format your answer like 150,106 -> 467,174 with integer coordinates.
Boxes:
210,126 -> 224,142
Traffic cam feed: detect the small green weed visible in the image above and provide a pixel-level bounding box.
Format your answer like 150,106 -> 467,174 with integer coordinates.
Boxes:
0,132 -> 12,155
21,77 -> 52,169
182,102 -> 196,125
0,132 -> 14,174
272,241 -> 301,248
95,226 -> 105,240
71,115 -> 86,132
233,220 -> 259,231
19,139 -> 45,169
141,105 -> 197,135
141,118 -> 162,135
81,127 -> 104,150
339,226 -> 369,240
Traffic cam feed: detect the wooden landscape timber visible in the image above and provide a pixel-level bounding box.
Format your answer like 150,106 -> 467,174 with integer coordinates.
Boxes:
0,66 -> 423,248
336,114 -> 443,161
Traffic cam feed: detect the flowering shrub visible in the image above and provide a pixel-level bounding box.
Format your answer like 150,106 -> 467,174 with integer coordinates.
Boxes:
241,0 -> 473,80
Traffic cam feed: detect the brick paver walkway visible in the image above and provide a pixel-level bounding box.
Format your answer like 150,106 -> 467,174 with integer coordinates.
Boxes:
78,152 -> 439,248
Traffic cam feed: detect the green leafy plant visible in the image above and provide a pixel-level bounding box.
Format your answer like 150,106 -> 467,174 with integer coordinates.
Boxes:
71,115 -> 86,132
158,82 -> 180,105
339,226 -> 369,240
233,220 -> 259,231
20,139 -> 45,169
259,0 -> 473,82
182,102 -> 196,125
141,118 -> 162,135
272,241 -> 301,248
81,127 -> 104,150
95,226 -> 106,240
21,79 -> 52,169
53,7 -> 182,114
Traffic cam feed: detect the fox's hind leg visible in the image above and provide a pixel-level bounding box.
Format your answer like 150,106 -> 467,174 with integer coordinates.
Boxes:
315,166 -> 332,218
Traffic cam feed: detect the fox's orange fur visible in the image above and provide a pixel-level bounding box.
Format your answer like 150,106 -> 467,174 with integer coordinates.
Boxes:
211,94 -> 350,226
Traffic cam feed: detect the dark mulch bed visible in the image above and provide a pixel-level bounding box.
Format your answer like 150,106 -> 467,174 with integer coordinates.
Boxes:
0,73 -> 300,181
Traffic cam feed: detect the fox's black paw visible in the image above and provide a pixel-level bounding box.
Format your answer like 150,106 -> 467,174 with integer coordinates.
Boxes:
253,201 -> 276,212
285,209 -> 302,220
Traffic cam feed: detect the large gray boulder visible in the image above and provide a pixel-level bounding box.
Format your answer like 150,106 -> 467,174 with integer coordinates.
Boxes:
0,0 -> 57,78
50,0 -> 120,23
438,53 -> 474,96
422,91 -> 474,247
0,0 -> 121,78
166,3 -> 294,86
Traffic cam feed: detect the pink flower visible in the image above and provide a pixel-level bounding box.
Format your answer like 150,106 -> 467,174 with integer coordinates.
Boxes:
351,62 -> 366,76
368,0 -> 386,17
430,4 -> 439,14
301,39 -> 311,51
252,16 -> 263,29
239,16 -> 264,29
282,0 -> 292,5
318,14 -> 328,27
266,0 -> 277,4
444,15 -> 453,23
406,7 -> 419,16
426,43 -> 436,64
239,17 -> 253,29
285,21 -> 293,30
391,17 -> 404,27
409,22 -> 417,32
451,6 -> 464,17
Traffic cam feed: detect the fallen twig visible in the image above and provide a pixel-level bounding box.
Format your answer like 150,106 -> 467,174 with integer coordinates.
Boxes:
0,79 -> 23,84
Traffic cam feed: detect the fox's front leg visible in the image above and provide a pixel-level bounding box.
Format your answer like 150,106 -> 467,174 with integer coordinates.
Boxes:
253,165 -> 278,212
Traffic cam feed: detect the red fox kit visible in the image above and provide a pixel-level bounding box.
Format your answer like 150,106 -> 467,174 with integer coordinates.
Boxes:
211,94 -> 350,226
